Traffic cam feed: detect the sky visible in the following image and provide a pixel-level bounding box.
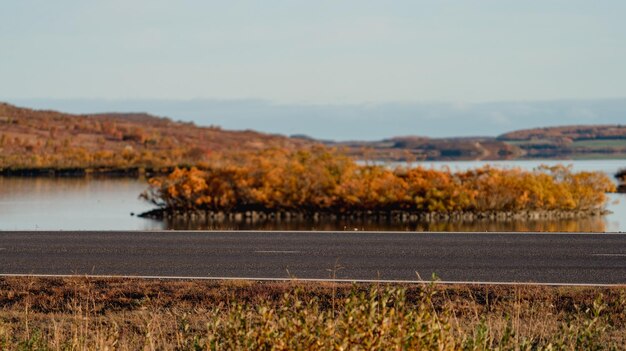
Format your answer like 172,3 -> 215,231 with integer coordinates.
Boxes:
2,1 -> 626,139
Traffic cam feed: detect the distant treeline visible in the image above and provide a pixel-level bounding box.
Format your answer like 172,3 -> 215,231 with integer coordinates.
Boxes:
142,148 -> 616,217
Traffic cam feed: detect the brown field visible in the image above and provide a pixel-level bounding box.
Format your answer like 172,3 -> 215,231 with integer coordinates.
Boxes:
0,277 -> 624,350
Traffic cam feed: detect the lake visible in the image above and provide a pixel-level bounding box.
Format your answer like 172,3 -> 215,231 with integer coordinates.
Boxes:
0,159 -> 625,232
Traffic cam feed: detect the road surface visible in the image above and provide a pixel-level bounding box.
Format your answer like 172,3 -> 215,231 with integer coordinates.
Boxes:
0,231 -> 625,285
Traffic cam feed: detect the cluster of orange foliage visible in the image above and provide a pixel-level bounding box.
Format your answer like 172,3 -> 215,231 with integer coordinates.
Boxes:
143,148 -> 616,214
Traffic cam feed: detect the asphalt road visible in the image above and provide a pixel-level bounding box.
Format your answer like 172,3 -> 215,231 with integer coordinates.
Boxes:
0,231 -> 625,284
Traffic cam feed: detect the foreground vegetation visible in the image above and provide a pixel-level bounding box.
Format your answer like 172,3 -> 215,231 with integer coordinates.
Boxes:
142,148 -> 616,219
0,277 -> 624,350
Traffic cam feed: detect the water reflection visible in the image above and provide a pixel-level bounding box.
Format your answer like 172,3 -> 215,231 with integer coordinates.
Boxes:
0,159 -> 625,232
0,177 -> 161,231
162,216 -> 608,232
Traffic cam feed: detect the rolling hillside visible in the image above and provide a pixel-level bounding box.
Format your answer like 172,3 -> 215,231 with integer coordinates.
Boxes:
0,102 -> 311,175
328,125 -> 626,161
1,102 -> 625,175
496,125 -> 626,158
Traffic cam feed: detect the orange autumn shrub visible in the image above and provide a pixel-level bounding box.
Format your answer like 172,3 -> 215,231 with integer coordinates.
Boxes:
143,148 -> 616,214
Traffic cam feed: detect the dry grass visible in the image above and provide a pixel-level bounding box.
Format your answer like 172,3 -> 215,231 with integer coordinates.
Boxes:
0,277 -> 624,350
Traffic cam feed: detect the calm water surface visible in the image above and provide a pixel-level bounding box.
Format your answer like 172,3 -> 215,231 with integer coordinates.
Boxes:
0,160 -> 624,232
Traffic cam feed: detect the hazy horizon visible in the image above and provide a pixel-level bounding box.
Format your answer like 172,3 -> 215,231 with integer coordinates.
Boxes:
6,97 -> 626,141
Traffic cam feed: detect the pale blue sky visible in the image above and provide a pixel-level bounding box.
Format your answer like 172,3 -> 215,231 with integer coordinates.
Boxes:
2,1 -> 626,103
2,1 -> 626,138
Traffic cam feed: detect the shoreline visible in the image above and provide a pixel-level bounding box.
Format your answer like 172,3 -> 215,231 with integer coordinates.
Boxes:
0,167 -> 178,178
139,207 -> 609,222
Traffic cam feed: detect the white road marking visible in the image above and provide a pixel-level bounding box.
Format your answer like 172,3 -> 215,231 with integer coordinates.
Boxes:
0,273 -> 623,287
254,250 -> 301,254
592,253 -> 626,257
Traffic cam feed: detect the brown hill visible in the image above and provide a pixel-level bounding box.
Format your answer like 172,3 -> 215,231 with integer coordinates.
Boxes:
328,137 -> 521,161
334,125 -> 626,161
0,102 -> 311,174
2,102 -> 625,173
496,125 -> 626,158
498,125 -> 626,141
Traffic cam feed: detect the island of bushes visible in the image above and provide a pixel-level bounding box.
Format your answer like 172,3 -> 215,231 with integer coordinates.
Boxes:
140,148 -> 616,222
